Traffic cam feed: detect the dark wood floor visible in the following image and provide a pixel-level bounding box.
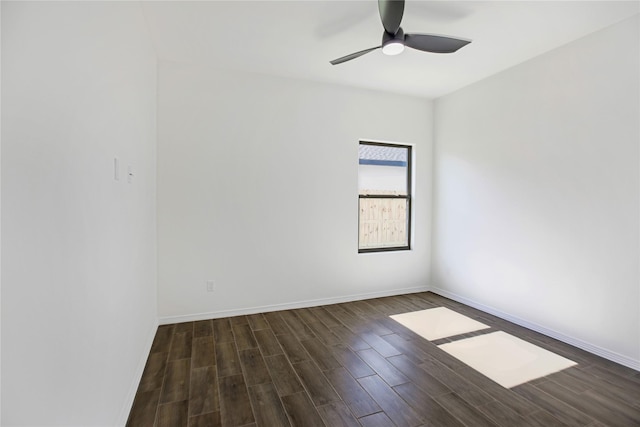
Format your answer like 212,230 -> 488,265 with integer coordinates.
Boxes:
127,292 -> 640,427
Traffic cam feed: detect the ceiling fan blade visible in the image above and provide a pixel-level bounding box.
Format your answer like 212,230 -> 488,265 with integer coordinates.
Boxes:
330,46 -> 381,65
404,33 -> 471,53
378,0 -> 404,35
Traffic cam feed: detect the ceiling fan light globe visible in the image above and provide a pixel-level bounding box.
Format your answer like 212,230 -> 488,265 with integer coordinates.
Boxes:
382,41 -> 405,56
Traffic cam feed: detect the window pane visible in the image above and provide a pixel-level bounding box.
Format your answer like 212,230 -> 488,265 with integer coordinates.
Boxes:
358,198 -> 409,249
358,144 -> 408,195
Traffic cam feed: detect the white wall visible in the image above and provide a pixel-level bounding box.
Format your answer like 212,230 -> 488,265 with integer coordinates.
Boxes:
157,62 -> 432,320
2,2 -> 157,425
432,15 -> 640,368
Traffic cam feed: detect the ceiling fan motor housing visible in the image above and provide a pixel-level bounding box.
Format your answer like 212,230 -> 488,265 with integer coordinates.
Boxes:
382,27 -> 405,55
383,27 -> 404,45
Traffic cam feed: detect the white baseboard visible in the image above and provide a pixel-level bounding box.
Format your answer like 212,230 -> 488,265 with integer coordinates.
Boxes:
116,317 -> 159,426
158,286 -> 429,325
430,286 -> 640,372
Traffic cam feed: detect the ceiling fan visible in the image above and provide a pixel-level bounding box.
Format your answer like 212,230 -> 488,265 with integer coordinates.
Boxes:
330,0 -> 471,65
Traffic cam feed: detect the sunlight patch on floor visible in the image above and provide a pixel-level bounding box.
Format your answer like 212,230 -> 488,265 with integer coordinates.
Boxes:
438,331 -> 577,388
390,307 -> 490,340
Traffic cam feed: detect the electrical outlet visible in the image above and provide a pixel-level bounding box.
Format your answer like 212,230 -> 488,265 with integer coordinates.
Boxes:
206,280 -> 215,292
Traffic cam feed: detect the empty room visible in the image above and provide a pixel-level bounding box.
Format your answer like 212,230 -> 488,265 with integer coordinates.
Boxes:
1,1 -> 639,426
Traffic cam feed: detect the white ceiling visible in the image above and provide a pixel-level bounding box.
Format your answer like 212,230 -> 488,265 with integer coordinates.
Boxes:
141,1 -> 639,98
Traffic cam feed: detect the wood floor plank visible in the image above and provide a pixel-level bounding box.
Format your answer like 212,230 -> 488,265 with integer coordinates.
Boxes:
374,297 -> 412,316
310,307 -> 342,328
326,305 -> 367,331
160,359 -> 191,404
229,315 -> 249,326
324,367 -> 382,418
189,365 -> 219,417
247,313 -> 270,331
281,392 -> 326,427
406,337 -> 469,372
422,293 -> 465,310
358,374 -> 423,427
307,320 -> 341,346
361,319 -> 395,337
358,412 -> 395,427
254,328 -> 283,356
525,410 -> 571,427
476,400 -> 535,427
188,411 -> 221,427
126,389 -> 160,427
590,358 -> 640,380
387,354 -> 451,398
218,374 -> 255,427
169,331 -> 193,361
434,392 -> 500,427
191,336 -> 215,369
357,348 -> 409,386
512,382 -> 595,426
359,332 -> 402,358
592,359 -> 640,382
139,351 -> 169,392
280,310 -> 315,340
393,295 -> 429,312
393,382 -> 465,427
351,300 -> 385,318
317,401 -> 360,427
248,382 -> 291,427
536,381 -> 640,427
456,365 -> 540,417
330,324 -> 371,351
151,325 -> 175,354
300,337 -> 341,371
325,304 -> 366,326
232,323 -> 258,350
330,344 -> 375,379
545,369 -> 592,393
264,354 -> 305,397
292,360 -> 341,406
561,365 -> 640,408
419,355 -> 494,407
376,316 -> 421,341
175,322 -> 194,334
276,333 -> 310,364
212,318 -> 234,344
193,320 -> 213,338
404,294 -> 438,310
238,347 -> 271,387
157,400 -> 188,427
582,364 -> 640,393
215,341 -> 242,378
263,311 -> 292,336
381,333 -> 430,364
293,308 -> 321,325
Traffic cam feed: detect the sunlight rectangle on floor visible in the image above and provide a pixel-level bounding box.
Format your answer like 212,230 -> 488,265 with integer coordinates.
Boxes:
438,331 -> 577,388
389,306 -> 490,340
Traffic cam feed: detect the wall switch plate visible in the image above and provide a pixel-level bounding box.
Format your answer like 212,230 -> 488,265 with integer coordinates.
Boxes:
206,281 -> 215,292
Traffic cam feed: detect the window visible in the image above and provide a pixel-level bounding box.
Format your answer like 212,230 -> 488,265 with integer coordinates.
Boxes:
358,141 -> 412,252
